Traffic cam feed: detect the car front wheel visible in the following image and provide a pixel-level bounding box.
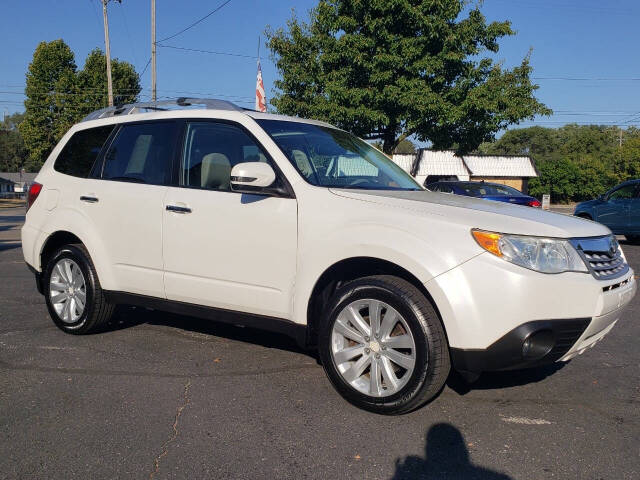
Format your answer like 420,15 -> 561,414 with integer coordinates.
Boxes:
318,275 -> 450,415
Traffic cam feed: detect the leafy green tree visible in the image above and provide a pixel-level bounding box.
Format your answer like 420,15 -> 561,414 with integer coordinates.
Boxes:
0,112 -> 26,172
266,0 -> 550,154
19,40 -> 77,172
20,40 -> 141,171
528,155 -> 579,203
394,138 -> 416,154
484,124 -> 640,203
76,48 -> 140,118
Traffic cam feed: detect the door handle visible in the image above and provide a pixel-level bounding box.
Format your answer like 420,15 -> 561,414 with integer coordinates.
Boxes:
80,195 -> 99,203
166,204 -> 192,214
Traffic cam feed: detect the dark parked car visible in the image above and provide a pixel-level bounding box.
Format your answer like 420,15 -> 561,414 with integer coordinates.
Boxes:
426,180 -> 542,207
574,179 -> 640,243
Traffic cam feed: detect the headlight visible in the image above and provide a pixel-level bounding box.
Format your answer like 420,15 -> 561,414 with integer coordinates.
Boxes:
472,229 -> 588,274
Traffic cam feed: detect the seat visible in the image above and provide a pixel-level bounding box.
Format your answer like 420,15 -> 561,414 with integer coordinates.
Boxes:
291,149 -> 314,179
201,153 -> 231,190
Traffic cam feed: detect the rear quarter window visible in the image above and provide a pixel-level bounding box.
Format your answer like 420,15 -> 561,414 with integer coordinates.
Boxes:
54,125 -> 114,178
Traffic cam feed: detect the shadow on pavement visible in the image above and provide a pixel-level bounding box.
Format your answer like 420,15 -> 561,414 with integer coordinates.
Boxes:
0,242 -> 21,252
446,363 -> 565,395
103,305 -> 315,358
0,215 -> 26,223
392,423 -> 512,479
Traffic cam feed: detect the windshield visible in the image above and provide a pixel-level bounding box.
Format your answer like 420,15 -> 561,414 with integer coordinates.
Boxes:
459,183 -> 524,196
256,119 -> 421,190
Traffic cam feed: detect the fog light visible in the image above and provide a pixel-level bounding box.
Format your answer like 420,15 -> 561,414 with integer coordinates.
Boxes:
522,330 -> 555,359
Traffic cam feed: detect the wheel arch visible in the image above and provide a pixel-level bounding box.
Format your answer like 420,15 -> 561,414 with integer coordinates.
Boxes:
304,256 -> 446,348
40,231 -> 84,269
575,211 -> 593,220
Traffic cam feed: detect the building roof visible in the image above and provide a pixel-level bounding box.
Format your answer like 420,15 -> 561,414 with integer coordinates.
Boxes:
416,150 -> 469,177
463,154 -> 537,178
0,172 -> 38,184
391,150 -> 537,178
391,154 -> 415,174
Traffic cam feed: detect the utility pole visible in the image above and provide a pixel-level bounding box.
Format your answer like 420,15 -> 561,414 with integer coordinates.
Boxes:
619,128 -> 623,148
102,0 -> 114,106
151,0 -> 157,101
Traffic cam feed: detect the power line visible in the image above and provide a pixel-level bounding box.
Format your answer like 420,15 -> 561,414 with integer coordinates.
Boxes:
156,0 -> 233,43
533,76 -> 640,81
157,44 -> 257,59
140,57 -> 152,77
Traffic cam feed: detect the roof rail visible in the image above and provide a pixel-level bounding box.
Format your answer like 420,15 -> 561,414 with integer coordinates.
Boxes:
81,97 -> 246,122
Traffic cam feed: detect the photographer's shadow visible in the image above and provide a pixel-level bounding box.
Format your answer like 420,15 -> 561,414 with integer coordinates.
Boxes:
392,423 -> 512,480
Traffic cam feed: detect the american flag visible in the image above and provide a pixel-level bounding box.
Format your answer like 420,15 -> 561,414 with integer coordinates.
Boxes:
255,59 -> 266,112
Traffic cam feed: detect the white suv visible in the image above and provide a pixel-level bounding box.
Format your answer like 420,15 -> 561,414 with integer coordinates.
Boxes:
22,98 -> 636,414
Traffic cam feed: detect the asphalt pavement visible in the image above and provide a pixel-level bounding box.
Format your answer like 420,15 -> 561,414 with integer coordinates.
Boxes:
0,206 -> 638,479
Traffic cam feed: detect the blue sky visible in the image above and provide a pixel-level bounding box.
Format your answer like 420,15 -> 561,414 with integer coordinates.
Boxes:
1,0 -> 639,131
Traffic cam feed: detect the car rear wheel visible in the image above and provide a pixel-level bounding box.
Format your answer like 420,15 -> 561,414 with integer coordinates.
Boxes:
44,244 -> 115,334
318,275 -> 450,415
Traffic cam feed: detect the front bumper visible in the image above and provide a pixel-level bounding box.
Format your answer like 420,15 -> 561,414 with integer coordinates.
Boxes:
425,251 -> 636,374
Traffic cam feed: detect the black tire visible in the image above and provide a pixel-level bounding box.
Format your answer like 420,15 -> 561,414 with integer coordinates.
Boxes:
626,234 -> 640,245
576,213 -> 592,220
43,244 -> 115,334
318,275 -> 450,415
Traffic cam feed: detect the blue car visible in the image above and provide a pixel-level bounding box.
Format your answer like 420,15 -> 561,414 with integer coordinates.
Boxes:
574,179 -> 640,244
426,180 -> 542,207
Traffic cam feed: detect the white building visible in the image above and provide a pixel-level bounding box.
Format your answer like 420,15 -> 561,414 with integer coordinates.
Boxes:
392,150 -> 538,194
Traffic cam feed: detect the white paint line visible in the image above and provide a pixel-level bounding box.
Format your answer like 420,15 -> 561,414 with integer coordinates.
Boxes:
501,416 -> 552,425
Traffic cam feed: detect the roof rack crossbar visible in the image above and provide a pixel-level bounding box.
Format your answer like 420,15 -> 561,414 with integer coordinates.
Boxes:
81,97 -> 245,122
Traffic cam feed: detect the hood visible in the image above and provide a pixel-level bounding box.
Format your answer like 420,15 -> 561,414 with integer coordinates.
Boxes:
575,198 -> 601,209
329,189 -> 611,239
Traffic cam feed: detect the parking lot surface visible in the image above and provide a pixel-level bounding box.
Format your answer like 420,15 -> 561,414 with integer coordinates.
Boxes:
1,206 -> 638,479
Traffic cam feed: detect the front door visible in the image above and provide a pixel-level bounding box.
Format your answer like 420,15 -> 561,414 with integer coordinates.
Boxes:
595,184 -> 635,233
80,120 -> 180,297
162,120 -> 297,319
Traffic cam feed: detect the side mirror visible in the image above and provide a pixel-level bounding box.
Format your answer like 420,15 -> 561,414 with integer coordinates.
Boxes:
230,162 -> 277,194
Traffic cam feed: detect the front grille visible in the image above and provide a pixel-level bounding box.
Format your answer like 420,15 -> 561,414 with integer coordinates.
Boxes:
570,235 -> 629,281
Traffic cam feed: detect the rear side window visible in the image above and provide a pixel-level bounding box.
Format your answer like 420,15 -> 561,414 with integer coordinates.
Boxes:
54,126 -> 114,178
101,122 -> 178,185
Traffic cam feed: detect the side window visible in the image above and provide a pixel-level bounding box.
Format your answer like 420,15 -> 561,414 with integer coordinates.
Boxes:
181,122 -> 268,191
54,125 -> 114,178
101,122 -> 178,185
608,185 -> 636,201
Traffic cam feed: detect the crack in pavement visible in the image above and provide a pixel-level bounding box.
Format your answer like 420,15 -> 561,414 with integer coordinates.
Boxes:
149,379 -> 192,480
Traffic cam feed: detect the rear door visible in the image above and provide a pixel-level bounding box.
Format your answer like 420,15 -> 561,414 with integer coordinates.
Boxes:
79,120 -> 180,297
162,120 -> 297,319
595,184 -> 635,233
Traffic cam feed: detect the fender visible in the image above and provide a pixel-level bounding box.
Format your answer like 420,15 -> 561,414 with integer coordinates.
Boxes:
36,206 -> 117,290
292,222 -> 477,326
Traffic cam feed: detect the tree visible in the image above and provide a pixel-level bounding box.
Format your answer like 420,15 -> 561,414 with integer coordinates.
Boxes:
75,48 -> 140,118
20,40 -> 77,172
20,40 -> 141,172
394,138 -> 416,154
483,124 -> 640,203
266,0 -> 550,154
0,112 -> 26,172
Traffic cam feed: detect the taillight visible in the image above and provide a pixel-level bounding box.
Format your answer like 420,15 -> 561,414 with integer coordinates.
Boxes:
26,182 -> 43,212
527,199 -> 542,208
